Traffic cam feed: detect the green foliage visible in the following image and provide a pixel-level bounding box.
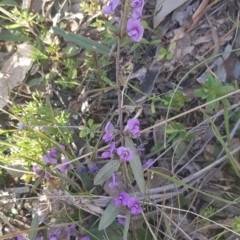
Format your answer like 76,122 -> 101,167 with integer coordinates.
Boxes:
157,42 -> 176,61
194,73 -> 235,110
53,27 -> 110,55
233,216 -> 240,232
13,93 -> 72,142
166,122 -> 194,143
80,0 -> 100,15
79,119 -> 99,139
161,90 -> 189,111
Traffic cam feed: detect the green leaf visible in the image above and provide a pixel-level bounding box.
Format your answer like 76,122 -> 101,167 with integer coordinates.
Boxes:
28,78 -> 42,87
28,214 -> 39,240
194,89 -> 205,98
173,139 -> 187,157
141,20 -> 149,29
135,228 -> 152,240
91,124 -> 98,131
88,119 -> 94,127
98,199 -> 120,230
89,222 -> 123,239
0,0 -> 18,6
53,27 -> 110,55
125,137 -> 145,193
18,44 -> 48,60
94,160 -> 120,185
79,129 -> 87,138
123,212 -> 131,240
0,30 -> 30,42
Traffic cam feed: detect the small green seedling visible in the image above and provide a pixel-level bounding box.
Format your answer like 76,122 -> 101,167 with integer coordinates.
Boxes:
161,90 -> 189,111
194,73 -> 235,110
233,216 -> 240,232
157,42 -> 176,61
79,119 -> 99,139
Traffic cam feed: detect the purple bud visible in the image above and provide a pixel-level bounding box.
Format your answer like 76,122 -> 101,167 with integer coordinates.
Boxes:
142,159 -> 154,169
109,172 -> 119,188
118,217 -> 126,225
102,122 -> 115,142
102,142 -> 116,158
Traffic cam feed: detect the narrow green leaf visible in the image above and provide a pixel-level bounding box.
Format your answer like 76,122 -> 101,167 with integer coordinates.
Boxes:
28,214 -> 39,240
98,199 -> 119,230
125,137 -> 145,193
0,0 -> 18,6
53,27 -> 110,55
0,30 -> 30,42
123,212 -> 131,240
94,160 -> 120,185
150,169 -> 238,204
18,44 -> 48,60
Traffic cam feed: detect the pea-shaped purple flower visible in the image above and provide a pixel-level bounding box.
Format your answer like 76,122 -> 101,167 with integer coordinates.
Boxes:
127,18 -> 144,42
59,158 -> 74,173
114,192 -> 130,206
102,0 -> 120,15
127,198 -> 142,215
117,147 -> 134,162
127,118 -> 140,137
131,0 -> 144,19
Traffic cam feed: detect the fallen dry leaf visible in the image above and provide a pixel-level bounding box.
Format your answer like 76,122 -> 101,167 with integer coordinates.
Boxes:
154,0 -> 189,29
0,49 -> 33,109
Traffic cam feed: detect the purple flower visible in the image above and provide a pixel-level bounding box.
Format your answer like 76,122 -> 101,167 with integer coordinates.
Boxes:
42,153 -> 57,164
131,0 -> 144,8
67,224 -> 76,239
59,158 -> 74,173
102,142 -> 116,158
89,165 -> 99,173
117,147 -> 134,162
33,164 -> 51,179
127,118 -> 141,137
142,159 -> 153,169
127,18 -> 144,42
114,192 -> 130,206
102,122 -> 114,142
45,171 -> 51,179
118,217 -> 126,225
49,231 -> 61,240
33,164 -> 42,177
77,166 -> 86,173
17,236 -> 25,240
109,172 -> 119,188
81,237 -> 90,240
42,145 -> 65,164
131,0 -> 144,19
102,0 -> 120,15
136,147 -> 145,152
127,198 -> 142,215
